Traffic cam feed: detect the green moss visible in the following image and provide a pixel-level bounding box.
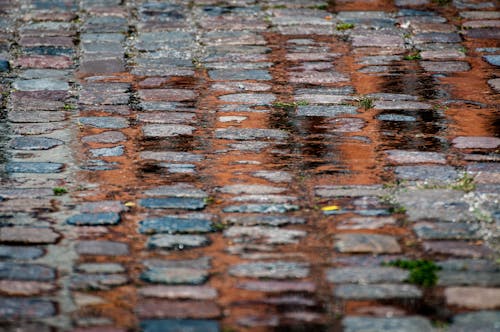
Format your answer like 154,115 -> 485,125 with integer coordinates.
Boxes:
403,52 -> 422,61
431,0 -> 452,6
53,187 -> 68,196
385,259 -> 440,287
272,101 -> 309,109
336,22 -> 354,31
309,4 -> 328,10
358,97 -> 374,110
211,221 -> 229,231
451,173 -> 475,192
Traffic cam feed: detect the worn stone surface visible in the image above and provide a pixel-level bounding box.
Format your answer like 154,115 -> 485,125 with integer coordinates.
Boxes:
335,284 -> 422,299
67,212 -> 121,226
445,287 -> 500,309
140,320 -> 219,332
449,311 -> 500,332
147,234 -> 210,250
334,234 -> 401,254
229,261 -> 309,279
452,136 -> 500,149
0,227 -> 60,244
75,241 -> 129,256
326,267 -> 408,284
343,316 -> 433,332
139,198 -> 206,210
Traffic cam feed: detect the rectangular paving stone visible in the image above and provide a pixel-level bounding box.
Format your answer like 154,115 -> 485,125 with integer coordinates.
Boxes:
140,151 -> 204,162
67,212 -> 121,226
229,261 -> 309,279
5,162 -> 64,173
143,124 -> 195,137
140,267 -> 208,285
394,165 -> 459,182
139,198 -> 206,210
69,273 -> 128,290
140,319 -> 219,332
237,280 -> 316,293
438,271 -> 500,287
326,267 -> 408,284
0,188 -> 53,199
289,71 -> 349,84
413,222 -> 480,240
0,280 -> 55,296
208,69 -> 271,81
0,298 -> 55,319
423,241 -> 493,258
0,227 -> 60,244
224,215 -> 306,226
76,263 -> 125,274
223,204 -> 299,214
13,55 -> 72,69
137,300 -> 221,319
147,234 -> 210,250
89,146 -> 125,157
342,316 -> 432,332
78,117 -> 129,129
75,240 -> 129,256
334,233 -> 401,254
449,311 -> 500,332
9,137 -> 63,150
11,123 -> 66,135
8,110 -> 66,123
374,100 -> 432,110
81,131 -> 127,144
0,245 -> 44,260
139,89 -> 196,102
215,128 -> 288,140
385,150 -> 447,164
335,284 -> 422,299
137,112 -> 196,125
12,78 -> 69,91
315,185 -> 387,197
139,216 -> 212,234
296,105 -> 357,117
0,262 -> 54,281
421,61 -> 471,72
139,286 -> 217,300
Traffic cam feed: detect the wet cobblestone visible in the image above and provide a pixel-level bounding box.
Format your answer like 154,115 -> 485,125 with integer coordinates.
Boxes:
0,0 -> 498,330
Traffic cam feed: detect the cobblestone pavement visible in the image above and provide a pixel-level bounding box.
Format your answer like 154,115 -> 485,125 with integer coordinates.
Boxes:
0,0 -> 499,331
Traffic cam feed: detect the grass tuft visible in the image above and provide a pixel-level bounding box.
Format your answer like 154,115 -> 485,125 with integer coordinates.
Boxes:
384,259 -> 440,287
336,22 -> 354,31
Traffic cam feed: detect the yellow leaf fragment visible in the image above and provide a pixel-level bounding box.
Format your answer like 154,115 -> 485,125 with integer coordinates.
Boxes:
321,205 -> 340,211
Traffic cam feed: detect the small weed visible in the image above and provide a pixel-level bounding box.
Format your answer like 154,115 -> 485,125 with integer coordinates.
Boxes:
63,104 -> 75,110
403,32 -> 412,39
204,196 -> 215,205
222,328 -> 238,332
309,4 -> 328,10
451,173 -> 475,192
433,320 -> 450,330
357,97 -> 374,110
404,52 -> 422,61
272,101 -> 308,109
384,259 -> 440,287
336,22 -> 354,31
53,187 -> 68,196
472,208 -> 493,223
432,0 -> 452,5
458,46 -> 467,54
192,58 -> 203,69
212,222 -> 229,231
389,204 -> 407,214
